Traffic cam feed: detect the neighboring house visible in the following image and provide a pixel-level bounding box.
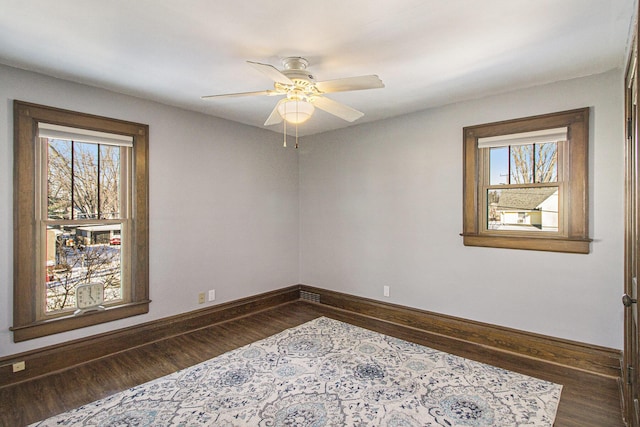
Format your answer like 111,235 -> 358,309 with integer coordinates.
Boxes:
490,188 -> 558,230
76,224 -> 122,245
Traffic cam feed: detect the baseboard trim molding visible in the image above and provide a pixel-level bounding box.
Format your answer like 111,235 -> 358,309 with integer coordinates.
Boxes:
0,285 -> 300,388
0,284 -> 621,388
299,284 -> 622,379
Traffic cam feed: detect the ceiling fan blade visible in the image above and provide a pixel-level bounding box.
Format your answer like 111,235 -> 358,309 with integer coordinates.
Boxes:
312,96 -> 364,122
247,61 -> 294,85
315,75 -> 384,93
264,99 -> 286,126
201,90 -> 280,99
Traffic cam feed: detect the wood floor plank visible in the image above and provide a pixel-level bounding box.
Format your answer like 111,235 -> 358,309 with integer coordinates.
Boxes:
0,301 -> 624,426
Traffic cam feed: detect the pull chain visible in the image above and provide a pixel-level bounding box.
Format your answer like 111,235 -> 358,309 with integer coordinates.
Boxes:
283,118 -> 287,148
295,101 -> 299,149
281,101 -> 303,149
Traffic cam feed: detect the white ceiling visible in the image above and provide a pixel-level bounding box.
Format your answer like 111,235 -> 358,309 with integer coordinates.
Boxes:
0,0 -> 636,136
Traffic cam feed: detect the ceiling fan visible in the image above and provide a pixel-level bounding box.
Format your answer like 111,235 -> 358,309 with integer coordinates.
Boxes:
202,57 -> 384,126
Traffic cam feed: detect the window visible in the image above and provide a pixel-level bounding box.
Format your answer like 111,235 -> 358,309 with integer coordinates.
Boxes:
462,108 -> 590,253
12,101 -> 149,342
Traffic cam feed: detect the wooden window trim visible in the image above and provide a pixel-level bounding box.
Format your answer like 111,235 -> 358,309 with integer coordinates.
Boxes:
12,101 -> 150,342
462,108 -> 591,253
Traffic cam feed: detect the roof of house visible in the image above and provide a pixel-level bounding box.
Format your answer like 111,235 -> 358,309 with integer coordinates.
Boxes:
493,187 -> 557,211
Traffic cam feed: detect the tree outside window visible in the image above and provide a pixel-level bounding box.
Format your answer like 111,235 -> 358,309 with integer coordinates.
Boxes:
45,138 -> 123,314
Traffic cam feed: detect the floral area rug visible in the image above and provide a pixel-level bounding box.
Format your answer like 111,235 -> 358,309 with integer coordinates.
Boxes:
30,317 -> 562,426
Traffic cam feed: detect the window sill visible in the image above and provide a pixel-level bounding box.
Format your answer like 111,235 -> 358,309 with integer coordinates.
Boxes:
10,300 -> 150,342
461,233 -> 591,254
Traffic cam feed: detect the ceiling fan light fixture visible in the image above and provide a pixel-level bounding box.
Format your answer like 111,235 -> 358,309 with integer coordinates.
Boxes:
278,99 -> 315,124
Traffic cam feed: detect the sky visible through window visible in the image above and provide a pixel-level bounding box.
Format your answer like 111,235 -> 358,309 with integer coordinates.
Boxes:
490,147 -> 509,185
489,142 -> 557,185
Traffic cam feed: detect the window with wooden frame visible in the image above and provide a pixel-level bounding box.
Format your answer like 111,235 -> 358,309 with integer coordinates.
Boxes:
12,101 -> 150,342
462,108 -> 591,253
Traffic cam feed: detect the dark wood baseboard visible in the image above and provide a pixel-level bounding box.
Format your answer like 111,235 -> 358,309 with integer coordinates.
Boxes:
299,285 -> 622,380
0,285 -> 300,388
1,284 -> 621,389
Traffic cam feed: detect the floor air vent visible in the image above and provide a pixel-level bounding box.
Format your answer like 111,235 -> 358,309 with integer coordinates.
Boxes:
300,290 -> 321,303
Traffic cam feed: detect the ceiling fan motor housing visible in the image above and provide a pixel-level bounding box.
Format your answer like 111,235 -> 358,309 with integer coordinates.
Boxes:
281,57 -> 315,85
282,57 -> 308,70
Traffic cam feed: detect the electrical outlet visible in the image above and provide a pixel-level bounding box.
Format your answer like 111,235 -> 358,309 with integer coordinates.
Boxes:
13,361 -> 25,373
208,289 -> 216,301
198,292 -> 206,304
383,285 -> 390,297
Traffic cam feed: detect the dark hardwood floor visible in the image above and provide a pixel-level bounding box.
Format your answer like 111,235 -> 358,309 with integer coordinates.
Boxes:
0,301 -> 625,426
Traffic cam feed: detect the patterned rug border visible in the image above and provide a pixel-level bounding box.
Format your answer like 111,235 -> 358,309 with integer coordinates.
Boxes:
30,316 -> 562,426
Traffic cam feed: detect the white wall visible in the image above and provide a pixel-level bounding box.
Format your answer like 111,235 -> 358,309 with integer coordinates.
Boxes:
0,65 -> 625,358
0,64 -> 300,357
299,70 -> 624,349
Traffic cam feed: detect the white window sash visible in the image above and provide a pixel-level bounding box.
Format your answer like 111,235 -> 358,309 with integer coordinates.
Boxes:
477,127 -> 567,149
38,123 -> 133,147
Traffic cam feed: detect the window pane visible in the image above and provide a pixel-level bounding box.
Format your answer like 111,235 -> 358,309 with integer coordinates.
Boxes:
509,145 -> 533,183
487,187 -> 559,232
45,224 -> 122,313
99,145 -> 121,219
489,147 -> 509,185
73,142 -> 99,219
47,139 -> 72,220
534,142 -> 557,183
